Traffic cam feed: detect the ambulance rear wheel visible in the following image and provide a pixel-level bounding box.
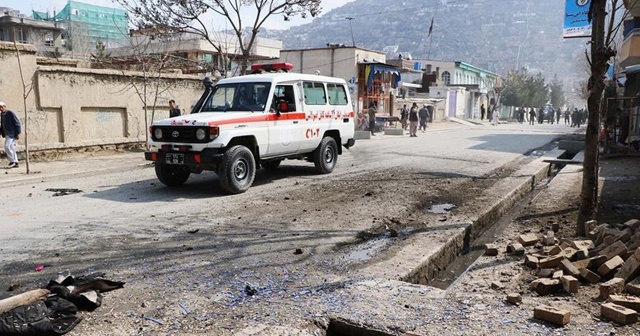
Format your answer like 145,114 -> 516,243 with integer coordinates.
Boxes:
155,163 -> 190,186
313,137 -> 338,174
218,145 -> 256,194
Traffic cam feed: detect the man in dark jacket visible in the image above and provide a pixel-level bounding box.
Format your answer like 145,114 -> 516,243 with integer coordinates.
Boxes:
0,101 -> 21,168
169,99 -> 181,118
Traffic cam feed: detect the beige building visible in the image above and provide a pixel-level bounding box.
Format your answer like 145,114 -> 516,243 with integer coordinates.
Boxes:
0,12 -> 64,56
109,31 -> 283,76
0,41 -> 202,158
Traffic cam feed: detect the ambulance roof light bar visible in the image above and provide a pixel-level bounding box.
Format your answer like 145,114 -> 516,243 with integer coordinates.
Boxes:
250,62 -> 294,74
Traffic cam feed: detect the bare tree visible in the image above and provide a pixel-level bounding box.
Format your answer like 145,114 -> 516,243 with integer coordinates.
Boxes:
116,0 -> 321,75
12,28 -> 34,173
577,0 -> 627,235
105,32 -> 196,144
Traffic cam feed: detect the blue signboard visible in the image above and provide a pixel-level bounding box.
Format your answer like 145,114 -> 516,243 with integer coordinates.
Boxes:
564,0 -> 592,38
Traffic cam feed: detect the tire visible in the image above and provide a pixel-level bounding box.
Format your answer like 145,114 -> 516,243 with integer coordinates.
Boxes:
218,145 -> 256,194
261,159 -> 281,171
155,163 -> 190,186
313,137 -> 338,174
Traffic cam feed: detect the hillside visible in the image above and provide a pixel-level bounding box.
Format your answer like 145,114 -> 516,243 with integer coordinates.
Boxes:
264,0 -> 587,100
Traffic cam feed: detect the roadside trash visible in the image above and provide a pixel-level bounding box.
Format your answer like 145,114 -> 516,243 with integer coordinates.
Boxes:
187,229 -> 199,234
45,188 -> 83,196
294,248 -> 303,255
35,265 -> 44,272
429,203 -> 456,214
0,273 -> 124,335
6,284 -> 19,291
244,285 -> 258,296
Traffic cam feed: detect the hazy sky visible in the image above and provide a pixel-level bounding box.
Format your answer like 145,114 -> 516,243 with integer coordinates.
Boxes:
0,0 -> 354,30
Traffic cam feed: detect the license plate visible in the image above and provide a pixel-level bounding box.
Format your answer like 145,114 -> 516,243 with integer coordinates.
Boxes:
165,153 -> 184,165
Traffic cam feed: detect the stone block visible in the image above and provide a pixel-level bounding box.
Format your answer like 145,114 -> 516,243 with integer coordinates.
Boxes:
572,249 -> 589,261
601,302 -> 638,325
506,293 -> 522,305
580,268 -> 601,284
628,233 -> 640,250
571,240 -> 595,251
543,231 -> 556,246
552,270 -> 564,279
531,278 -> 561,296
561,275 -> 579,294
589,255 -> 608,269
354,131 -> 371,140
507,242 -> 525,255
589,224 -> 607,241
559,247 -> 577,260
598,241 -> 628,261
584,219 -> 598,232
598,256 -> 625,277
491,281 -> 505,290
615,256 -> 640,283
610,295 -> 640,313
543,245 -> 562,255
525,255 -> 539,269
518,233 -> 539,247
484,243 -> 499,256
539,255 -> 565,269
572,259 -> 591,271
599,278 -> 625,299
623,219 -> 640,232
534,305 -> 571,326
625,280 -> 640,296
383,128 -> 404,135
537,268 -> 555,278
634,247 -> 640,261
560,259 -> 581,277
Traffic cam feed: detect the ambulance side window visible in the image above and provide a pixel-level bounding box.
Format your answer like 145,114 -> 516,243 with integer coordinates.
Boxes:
272,85 -> 297,112
327,84 -> 348,105
303,82 -> 327,105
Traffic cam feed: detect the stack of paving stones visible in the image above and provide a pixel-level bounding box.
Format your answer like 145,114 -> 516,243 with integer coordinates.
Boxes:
485,219 -> 640,327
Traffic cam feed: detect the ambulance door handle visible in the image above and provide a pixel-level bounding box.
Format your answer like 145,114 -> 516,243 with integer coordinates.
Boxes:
293,121 -> 299,124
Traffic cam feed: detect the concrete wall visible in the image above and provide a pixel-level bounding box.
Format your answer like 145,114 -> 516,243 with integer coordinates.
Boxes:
278,47 -> 386,80
0,41 -> 203,155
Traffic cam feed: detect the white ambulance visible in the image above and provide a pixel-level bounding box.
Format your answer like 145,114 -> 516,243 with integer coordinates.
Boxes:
145,63 -> 356,194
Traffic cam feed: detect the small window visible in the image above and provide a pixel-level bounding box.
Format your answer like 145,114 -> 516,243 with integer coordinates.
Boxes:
71,9 -> 79,15
442,71 -> 451,85
303,82 -> 326,105
272,85 -> 297,112
327,84 -> 348,105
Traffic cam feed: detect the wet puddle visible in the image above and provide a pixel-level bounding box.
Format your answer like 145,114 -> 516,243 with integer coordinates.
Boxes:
428,203 -> 456,214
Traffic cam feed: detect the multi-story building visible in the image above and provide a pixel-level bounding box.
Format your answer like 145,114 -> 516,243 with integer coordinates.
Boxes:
32,0 -> 128,52
400,60 -> 501,120
0,8 -> 64,55
616,1 -> 640,150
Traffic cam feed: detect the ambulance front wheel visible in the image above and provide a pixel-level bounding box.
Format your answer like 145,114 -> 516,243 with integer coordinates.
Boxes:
155,163 -> 190,186
313,137 -> 338,174
218,145 -> 256,194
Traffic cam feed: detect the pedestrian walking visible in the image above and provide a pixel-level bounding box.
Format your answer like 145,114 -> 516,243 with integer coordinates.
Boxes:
169,99 -> 181,118
400,104 -> 409,130
555,108 -> 561,124
491,107 -> 499,126
418,104 -> 430,132
368,102 -> 377,136
409,102 -> 419,137
563,109 -> 570,125
528,108 -> 536,125
480,104 -> 486,120
0,101 -> 21,168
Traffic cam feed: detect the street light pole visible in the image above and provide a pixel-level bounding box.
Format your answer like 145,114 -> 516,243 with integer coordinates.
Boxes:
346,17 -> 356,47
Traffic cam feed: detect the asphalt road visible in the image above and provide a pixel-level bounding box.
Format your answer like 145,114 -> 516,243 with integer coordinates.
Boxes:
0,122 -> 579,334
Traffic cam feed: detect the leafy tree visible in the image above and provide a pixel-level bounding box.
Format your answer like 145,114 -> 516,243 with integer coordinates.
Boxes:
117,0 -> 322,75
549,75 -> 566,109
501,68 -> 549,108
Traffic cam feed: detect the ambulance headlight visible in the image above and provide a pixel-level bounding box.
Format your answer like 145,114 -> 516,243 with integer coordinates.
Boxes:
154,128 -> 163,139
196,128 -> 207,140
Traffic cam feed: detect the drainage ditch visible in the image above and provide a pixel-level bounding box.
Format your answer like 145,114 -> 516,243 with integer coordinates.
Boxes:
406,150 -> 575,289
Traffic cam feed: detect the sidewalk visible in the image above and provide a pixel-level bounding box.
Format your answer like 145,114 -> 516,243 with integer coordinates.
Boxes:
1,151 -> 150,187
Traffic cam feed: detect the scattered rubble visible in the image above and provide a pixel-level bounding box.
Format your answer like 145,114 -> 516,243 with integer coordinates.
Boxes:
486,218 -> 640,327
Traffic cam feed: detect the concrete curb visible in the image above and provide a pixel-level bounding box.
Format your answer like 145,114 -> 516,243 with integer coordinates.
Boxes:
357,149 -> 567,285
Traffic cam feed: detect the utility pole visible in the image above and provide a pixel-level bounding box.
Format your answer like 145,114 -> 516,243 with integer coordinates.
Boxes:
346,17 -> 356,47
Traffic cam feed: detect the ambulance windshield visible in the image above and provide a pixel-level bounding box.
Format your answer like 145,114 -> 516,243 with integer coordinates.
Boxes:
201,82 -> 271,112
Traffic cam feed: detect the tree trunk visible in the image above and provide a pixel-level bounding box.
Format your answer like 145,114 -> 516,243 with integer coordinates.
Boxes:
577,0 -> 608,236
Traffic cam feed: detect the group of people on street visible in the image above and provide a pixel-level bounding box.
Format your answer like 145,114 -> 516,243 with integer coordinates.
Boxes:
368,101 -> 432,137
0,101 -> 22,169
513,106 -> 586,127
